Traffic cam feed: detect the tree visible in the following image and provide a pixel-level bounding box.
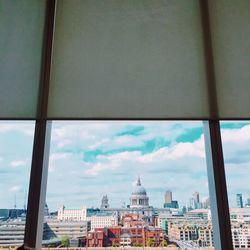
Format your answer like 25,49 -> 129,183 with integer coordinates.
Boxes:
147,238 -> 154,247
61,236 -> 69,247
161,239 -> 167,247
112,241 -> 118,247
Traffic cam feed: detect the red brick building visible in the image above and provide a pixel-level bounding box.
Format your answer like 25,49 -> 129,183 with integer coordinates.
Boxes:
86,226 -> 165,247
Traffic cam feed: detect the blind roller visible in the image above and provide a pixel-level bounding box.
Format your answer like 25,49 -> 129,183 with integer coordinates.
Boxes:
48,0 -> 208,119
209,0 -> 250,119
0,0 -> 46,118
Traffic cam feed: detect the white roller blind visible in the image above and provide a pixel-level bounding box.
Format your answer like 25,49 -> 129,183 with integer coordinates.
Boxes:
48,0 -> 208,119
209,0 -> 250,118
0,0 -> 46,118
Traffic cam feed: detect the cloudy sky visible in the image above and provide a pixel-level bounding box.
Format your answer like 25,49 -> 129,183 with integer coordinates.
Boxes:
0,121 -> 249,211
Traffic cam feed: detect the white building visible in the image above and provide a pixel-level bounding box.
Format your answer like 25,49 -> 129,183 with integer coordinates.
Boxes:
88,214 -> 118,231
230,208 -> 250,223
231,222 -> 250,249
57,206 -> 87,221
43,219 -> 90,240
186,209 -> 211,221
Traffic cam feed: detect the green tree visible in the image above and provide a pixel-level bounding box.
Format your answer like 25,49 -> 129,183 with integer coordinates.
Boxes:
112,241 -> 117,247
147,238 -> 154,247
161,239 -> 167,247
61,236 -> 69,247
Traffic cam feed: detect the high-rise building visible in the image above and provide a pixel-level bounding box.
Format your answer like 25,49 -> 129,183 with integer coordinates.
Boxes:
193,192 -> 200,204
164,191 -> 179,209
236,194 -> 243,208
192,192 -> 201,209
246,198 -> 250,207
165,191 -> 172,203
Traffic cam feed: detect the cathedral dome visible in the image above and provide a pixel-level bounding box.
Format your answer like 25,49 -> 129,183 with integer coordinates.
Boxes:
132,185 -> 147,195
130,177 -> 149,208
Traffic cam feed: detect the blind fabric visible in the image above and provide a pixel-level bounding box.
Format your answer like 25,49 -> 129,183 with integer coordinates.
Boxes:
48,0 -> 208,119
209,0 -> 250,118
0,0 -> 46,118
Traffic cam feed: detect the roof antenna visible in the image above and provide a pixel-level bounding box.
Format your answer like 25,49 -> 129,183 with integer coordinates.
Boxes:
24,190 -> 27,210
14,194 -> 17,209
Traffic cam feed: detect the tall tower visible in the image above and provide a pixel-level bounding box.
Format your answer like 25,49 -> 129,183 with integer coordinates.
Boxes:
191,192 -> 200,209
164,190 -> 179,209
165,191 -> 172,203
101,195 -> 109,209
236,194 -> 243,208
193,192 -> 200,203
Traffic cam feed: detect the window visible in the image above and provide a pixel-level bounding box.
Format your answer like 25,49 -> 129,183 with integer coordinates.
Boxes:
220,121 -> 250,250
41,121 -> 215,249
2,1 -> 250,249
0,121 -> 35,247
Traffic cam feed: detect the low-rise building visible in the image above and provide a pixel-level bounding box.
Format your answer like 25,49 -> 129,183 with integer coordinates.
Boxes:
57,206 -> 87,221
43,219 -> 90,240
87,226 -> 164,247
0,219 -> 25,247
231,221 -> 250,249
168,220 -> 213,248
88,214 -> 118,231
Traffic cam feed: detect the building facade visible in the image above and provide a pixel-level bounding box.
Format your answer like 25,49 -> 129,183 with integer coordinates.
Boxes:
43,219 -> 90,240
0,219 -> 25,247
130,177 -> 149,208
236,194 -> 244,208
88,214 -> 118,231
168,220 -> 214,248
57,206 -> 87,221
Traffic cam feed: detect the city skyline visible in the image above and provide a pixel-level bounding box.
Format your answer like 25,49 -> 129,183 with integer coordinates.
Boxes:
0,121 -> 249,211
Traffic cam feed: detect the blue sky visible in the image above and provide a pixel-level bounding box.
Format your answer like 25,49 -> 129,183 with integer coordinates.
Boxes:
0,121 -> 249,211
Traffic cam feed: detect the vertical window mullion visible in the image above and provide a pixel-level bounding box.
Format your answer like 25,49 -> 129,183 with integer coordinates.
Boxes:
23,0 -> 55,249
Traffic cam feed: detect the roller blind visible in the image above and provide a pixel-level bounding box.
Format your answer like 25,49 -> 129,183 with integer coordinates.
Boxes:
48,0 -> 209,119
209,0 -> 250,119
0,0 -> 46,118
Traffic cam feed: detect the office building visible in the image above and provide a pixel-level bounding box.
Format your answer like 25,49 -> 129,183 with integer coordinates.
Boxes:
168,220 -> 214,248
0,219 -> 25,247
88,214 -> 118,231
165,191 -> 172,204
236,194 -> 243,208
43,219 -> 90,240
164,191 -> 179,209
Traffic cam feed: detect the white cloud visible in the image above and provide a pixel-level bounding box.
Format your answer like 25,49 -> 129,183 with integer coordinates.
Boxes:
85,151 -> 141,176
9,185 -> 22,192
0,122 -> 34,136
10,160 -> 27,167
221,125 -> 250,144
138,136 -> 205,163
114,135 -> 144,147
49,153 -> 70,161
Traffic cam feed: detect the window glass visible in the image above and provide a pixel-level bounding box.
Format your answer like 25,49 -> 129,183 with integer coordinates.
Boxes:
220,121 -> 250,249
0,121 -> 35,247
43,121 -> 215,249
